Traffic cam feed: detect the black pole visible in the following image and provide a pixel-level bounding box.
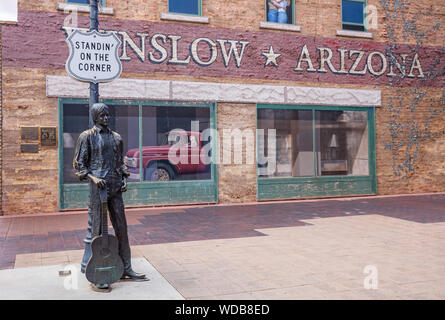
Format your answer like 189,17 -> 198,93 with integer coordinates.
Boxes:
81,0 -> 100,274
89,0 -> 99,128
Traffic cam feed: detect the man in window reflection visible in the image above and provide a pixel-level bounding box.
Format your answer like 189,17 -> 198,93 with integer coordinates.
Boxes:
73,103 -> 147,286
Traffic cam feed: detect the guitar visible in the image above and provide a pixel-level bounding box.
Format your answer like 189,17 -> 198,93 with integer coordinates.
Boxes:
85,187 -> 124,286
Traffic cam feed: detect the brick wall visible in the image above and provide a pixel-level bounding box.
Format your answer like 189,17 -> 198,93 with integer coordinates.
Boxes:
0,0 -> 442,214
217,103 -> 257,204
1,67 -> 59,214
0,25 -> 2,215
18,0 -> 445,46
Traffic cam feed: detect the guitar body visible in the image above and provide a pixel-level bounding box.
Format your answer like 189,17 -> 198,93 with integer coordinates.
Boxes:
85,234 -> 124,285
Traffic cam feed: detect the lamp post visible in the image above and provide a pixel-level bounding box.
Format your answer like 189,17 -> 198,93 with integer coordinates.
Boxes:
88,0 -> 99,128
80,0 -> 100,273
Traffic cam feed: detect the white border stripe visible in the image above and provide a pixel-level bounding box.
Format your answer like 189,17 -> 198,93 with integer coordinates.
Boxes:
46,76 -> 381,107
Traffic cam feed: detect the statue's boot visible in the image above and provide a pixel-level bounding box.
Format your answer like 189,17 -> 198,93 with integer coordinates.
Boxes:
121,269 -> 149,281
91,283 -> 111,293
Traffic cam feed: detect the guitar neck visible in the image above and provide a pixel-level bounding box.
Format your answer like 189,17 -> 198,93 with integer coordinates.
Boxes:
101,201 -> 108,236
99,187 -> 108,237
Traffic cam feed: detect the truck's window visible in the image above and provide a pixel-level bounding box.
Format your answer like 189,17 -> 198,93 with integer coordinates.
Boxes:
182,135 -> 189,145
189,135 -> 198,147
168,133 -> 182,146
158,133 -> 169,146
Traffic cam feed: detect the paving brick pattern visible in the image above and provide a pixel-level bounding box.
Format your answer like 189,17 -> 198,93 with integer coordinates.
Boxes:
1,193 -> 445,271
3,193 -> 445,299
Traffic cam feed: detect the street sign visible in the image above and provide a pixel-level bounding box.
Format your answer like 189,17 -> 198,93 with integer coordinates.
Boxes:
65,29 -> 122,83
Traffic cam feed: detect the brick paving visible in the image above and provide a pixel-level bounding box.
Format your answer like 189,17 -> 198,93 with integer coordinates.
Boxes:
1,193 -> 445,270
1,193 -> 445,299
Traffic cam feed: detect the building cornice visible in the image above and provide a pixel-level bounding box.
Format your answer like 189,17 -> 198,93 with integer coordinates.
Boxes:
46,76 -> 381,107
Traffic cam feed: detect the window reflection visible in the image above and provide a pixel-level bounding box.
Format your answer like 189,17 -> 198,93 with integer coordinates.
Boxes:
63,103 -> 139,184
258,109 -> 313,177
63,103 -> 89,184
130,105 -> 211,182
315,110 -> 368,176
257,108 -> 369,178
63,102 -> 212,185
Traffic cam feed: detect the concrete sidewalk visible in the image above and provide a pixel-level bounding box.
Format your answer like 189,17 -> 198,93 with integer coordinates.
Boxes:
2,193 -> 445,299
0,258 -> 183,300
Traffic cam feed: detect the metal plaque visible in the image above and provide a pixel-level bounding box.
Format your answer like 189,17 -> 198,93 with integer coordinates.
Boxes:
66,30 -> 122,83
21,127 -> 39,140
21,143 -> 39,153
40,127 -> 57,147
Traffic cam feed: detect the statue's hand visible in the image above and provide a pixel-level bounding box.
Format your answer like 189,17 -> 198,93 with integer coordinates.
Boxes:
121,177 -> 128,193
89,174 -> 106,189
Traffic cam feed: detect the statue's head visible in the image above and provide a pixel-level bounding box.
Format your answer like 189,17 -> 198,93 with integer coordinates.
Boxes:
91,103 -> 110,125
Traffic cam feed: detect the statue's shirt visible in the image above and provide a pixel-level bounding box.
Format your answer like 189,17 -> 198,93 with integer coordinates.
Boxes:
73,124 -> 130,181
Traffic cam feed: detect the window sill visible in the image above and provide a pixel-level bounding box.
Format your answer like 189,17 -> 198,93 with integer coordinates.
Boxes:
259,21 -> 301,32
336,29 -> 373,39
56,3 -> 114,15
160,12 -> 209,24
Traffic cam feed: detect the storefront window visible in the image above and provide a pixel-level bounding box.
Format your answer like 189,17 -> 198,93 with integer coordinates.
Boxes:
257,107 -> 369,178
258,109 -> 313,177
60,100 -> 216,209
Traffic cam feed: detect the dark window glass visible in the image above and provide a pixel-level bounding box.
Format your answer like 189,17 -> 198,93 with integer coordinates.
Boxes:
342,0 -> 364,25
139,106 -> 211,182
342,23 -> 365,31
63,103 -> 89,184
67,0 -> 106,4
315,110 -> 368,176
63,103 -> 139,184
169,0 -> 199,15
67,0 -> 89,4
257,109 -> 314,178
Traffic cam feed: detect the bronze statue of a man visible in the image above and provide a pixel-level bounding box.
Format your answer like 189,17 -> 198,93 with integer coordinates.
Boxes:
73,103 -> 147,289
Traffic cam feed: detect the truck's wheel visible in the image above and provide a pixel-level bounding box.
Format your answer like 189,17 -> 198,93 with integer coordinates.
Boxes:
144,162 -> 174,181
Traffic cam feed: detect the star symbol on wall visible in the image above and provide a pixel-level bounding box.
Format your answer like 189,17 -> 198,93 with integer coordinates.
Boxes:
262,46 -> 282,67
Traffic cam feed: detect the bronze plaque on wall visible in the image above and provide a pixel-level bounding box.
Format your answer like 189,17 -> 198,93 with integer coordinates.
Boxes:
21,143 -> 39,153
40,127 -> 57,147
21,127 -> 39,140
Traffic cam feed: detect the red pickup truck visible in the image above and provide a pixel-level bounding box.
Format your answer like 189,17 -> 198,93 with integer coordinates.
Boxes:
124,131 -> 208,181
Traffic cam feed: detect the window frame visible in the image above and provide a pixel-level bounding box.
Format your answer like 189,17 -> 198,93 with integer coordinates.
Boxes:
58,98 -> 218,209
264,0 -> 296,25
256,104 -> 377,200
168,0 -> 202,16
341,0 -> 367,32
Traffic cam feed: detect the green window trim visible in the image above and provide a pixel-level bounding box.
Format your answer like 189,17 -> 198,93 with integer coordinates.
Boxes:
168,0 -> 202,16
256,104 -> 377,200
341,0 -> 367,32
58,98 -> 218,210
265,0 -> 296,25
